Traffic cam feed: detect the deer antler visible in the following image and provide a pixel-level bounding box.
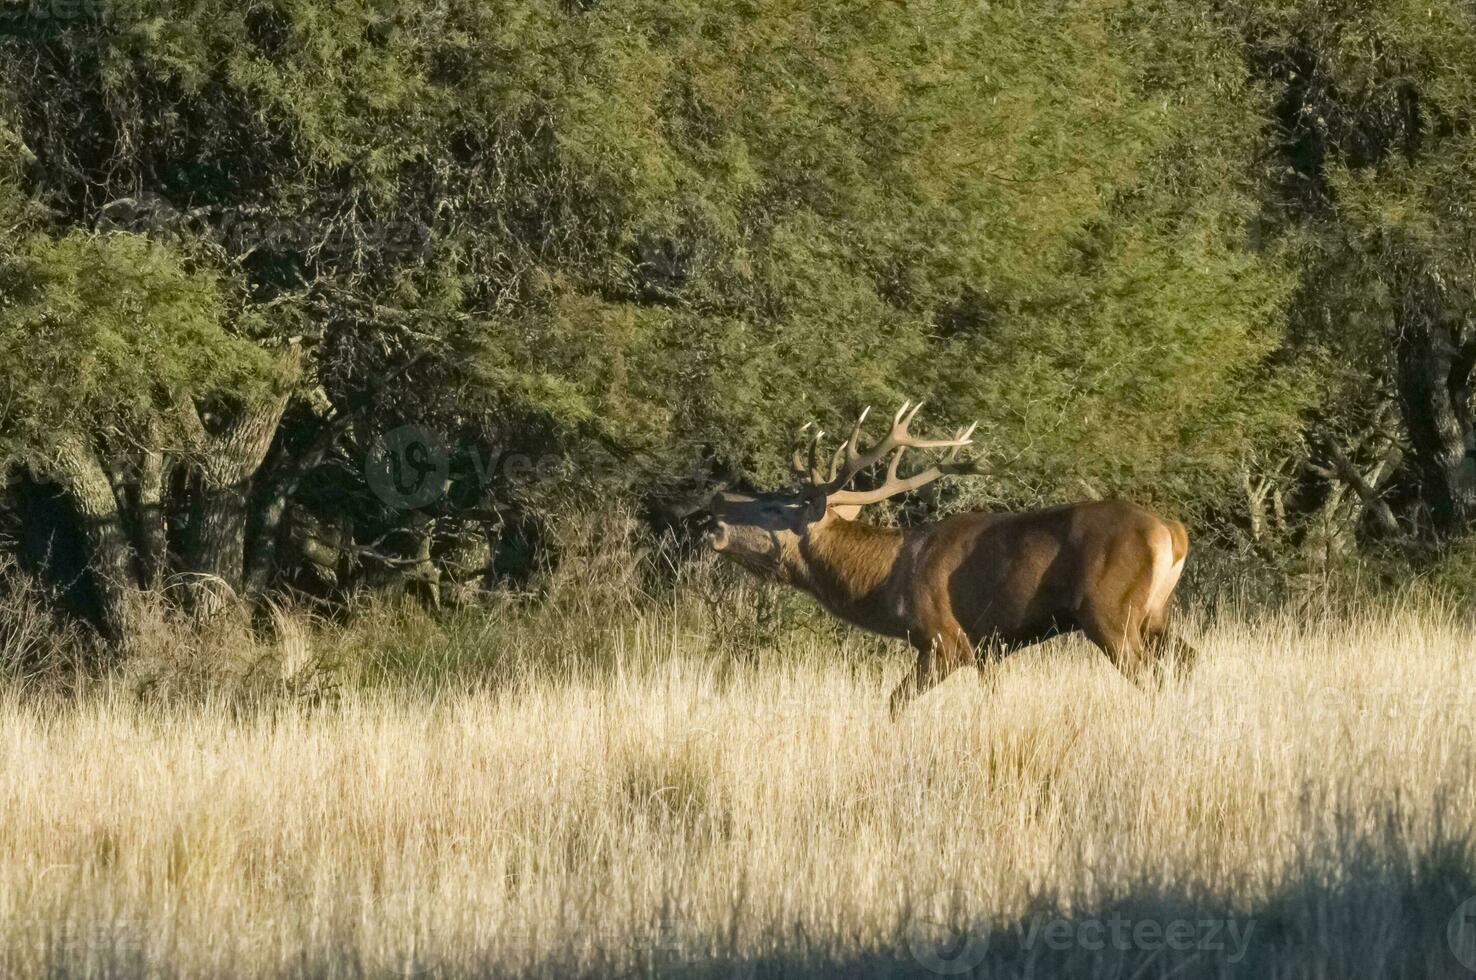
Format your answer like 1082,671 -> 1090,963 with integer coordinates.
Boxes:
791,423 -> 829,484
800,402 -> 980,506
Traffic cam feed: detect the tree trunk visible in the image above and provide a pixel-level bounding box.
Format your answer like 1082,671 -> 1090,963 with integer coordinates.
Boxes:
184,344 -> 302,614
50,436 -> 141,651
242,489 -> 290,597
190,413 -> 274,591
131,434 -> 171,590
1392,277 -> 1476,538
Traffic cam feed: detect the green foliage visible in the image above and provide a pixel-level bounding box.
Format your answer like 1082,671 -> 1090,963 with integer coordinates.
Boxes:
29,0 -> 1474,641
1233,0 -> 1476,404
3,0 -> 1308,512
0,232 -> 274,459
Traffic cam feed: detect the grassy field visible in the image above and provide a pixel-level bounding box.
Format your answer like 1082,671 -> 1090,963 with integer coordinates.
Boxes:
1,597 -> 1475,978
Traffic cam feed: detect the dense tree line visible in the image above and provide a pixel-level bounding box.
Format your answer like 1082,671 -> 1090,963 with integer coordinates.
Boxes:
0,0 -> 1473,650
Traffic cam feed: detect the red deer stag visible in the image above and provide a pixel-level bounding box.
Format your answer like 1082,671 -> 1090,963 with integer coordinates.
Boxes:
707,403 -> 1193,715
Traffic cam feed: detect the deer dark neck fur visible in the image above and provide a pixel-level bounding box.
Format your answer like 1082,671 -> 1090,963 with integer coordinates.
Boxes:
786,514 -> 915,639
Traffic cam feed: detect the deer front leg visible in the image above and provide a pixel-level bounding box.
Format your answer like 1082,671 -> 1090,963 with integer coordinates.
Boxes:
889,624 -> 974,719
974,633 -> 1011,695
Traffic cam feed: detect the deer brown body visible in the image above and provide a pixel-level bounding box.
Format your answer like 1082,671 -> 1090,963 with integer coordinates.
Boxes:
707,403 -> 1193,715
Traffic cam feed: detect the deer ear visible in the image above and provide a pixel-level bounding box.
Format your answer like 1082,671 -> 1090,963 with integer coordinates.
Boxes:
828,502 -> 863,522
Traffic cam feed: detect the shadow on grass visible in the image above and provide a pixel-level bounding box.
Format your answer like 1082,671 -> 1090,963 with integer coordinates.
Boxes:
517,829 -> 1476,979
17,815 -> 1476,979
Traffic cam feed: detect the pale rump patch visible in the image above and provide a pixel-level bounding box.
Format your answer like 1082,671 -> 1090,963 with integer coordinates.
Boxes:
1145,523 -> 1185,623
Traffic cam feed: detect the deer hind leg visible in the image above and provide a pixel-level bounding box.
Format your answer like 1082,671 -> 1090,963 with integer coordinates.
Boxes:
1084,520 -> 1196,688
889,625 -> 974,719
1143,595 -> 1199,680
1077,601 -> 1154,687
1142,617 -> 1200,682
1142,520 -> 1195,679
1147,629 -> 1201,679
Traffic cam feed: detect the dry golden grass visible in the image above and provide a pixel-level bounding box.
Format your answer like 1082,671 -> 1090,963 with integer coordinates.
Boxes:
1,603 -> 1475,978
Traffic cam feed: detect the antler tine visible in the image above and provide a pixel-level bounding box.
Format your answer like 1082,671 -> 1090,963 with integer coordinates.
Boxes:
831,402 -> 903,490
825,456 -> 981,507
846,406 -> 872,452
820,399 -> 973,494
806,429 -> 827,484
884,446 -> 905,483
828,442 -> 847,482
791,421 -> 814,479
818,401 -> 981,506
834,406 -> 871,474
946,422 -> 979,462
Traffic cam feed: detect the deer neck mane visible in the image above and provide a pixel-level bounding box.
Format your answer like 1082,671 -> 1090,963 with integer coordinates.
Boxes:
791,517 -> 911,637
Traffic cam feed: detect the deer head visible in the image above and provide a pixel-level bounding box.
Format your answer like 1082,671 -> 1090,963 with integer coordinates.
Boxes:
706,402 -> 978,579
